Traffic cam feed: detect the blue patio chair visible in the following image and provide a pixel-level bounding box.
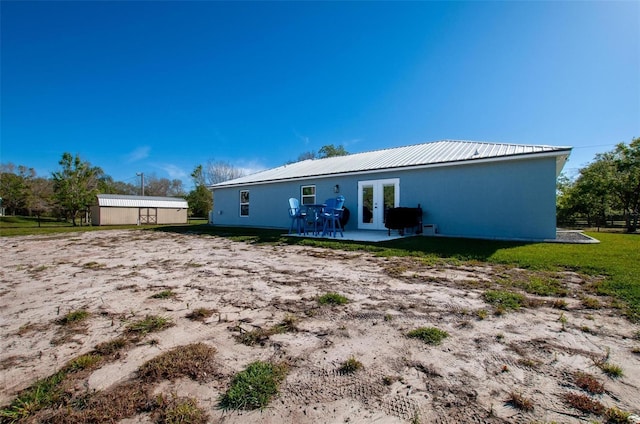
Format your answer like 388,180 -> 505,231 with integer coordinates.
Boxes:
288,198 -> 306,234
322,195 -> 345,237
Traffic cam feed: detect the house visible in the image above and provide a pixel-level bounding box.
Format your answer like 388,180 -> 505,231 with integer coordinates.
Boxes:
209,140 -> 571,241
91,194 -> 188,226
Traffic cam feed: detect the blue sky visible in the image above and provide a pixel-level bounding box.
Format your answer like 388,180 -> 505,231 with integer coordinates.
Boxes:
1,1 -> 638,190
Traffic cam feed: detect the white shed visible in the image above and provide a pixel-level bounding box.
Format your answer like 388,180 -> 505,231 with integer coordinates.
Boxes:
91,194 -> 188,226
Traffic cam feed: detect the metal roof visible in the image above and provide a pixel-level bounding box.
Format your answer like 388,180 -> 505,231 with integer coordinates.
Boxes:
96,194 -> 188,208
212,140 -> 572,188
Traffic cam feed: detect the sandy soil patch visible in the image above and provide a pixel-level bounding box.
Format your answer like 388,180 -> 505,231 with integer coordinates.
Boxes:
1,230 -> 639,423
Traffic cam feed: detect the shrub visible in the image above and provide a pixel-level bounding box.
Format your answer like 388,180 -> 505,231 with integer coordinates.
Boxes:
219,361 -> 287,410
338,357 -> 363,374
407,327 -> 449,345
484,290 -> 525,310
318,292 -> 349,305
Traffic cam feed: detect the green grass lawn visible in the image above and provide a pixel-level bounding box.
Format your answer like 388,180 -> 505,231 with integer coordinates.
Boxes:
0,216 -> 207,237
3,219 -> 639,321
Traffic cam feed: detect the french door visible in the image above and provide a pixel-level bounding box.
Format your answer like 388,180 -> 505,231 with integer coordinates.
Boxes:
357,178 -> 399,230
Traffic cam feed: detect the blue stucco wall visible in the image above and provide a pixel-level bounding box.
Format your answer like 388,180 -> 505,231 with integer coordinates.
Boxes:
211,156 -> 558,240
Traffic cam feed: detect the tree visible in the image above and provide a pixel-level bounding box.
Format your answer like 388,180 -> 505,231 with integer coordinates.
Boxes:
52,153 -> 103,226
292,144 -> 349,163
205,160 -> 245,185
145,175 -> 185,197
26,177 -> 54,225
556,137 -> 640,231
609,137 -> 640,231
0,163 -> 36,215
98,175 -> 138,195
187,165 -> 213,218
318,144 -> 348,158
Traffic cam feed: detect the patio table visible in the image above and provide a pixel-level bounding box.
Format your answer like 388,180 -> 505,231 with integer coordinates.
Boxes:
303,204 -> 325,235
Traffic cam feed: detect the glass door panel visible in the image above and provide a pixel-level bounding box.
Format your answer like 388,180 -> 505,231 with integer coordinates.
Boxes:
358,179 -> 399,230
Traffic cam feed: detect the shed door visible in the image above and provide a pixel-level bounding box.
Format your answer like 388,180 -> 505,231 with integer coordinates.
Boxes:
139,208 -> 157,224
357,179 -> 399,230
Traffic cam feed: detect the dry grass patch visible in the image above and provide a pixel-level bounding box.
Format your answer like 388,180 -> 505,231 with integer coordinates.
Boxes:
185,307 -> 215,322
338,357 -> 363,374
506,391 -> 534,411
125,315 -> 173,336
563,392 -> 605,415
155,395 -> 209,424
55,309 -> 90,326
137,343 -> 217,383
574,371 -> 605,394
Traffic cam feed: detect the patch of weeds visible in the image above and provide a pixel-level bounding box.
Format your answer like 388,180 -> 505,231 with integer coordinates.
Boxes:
234,316 -> 298,346
234,327 -> 272,346
317,292 -> 349,305
517,358 -> 540,369
631,346 -> 640,355
56,309 -> 90,326
272,315 -> 299,333
184,261 -> 204,268
551,299 -> 568,309
150,290 -> 176,299
580,325 -> 593,334
407,326 -> 449,345
574,372 -> 604,394
137,343 -> 217,383
185,307 -> 215,322
495,333 -> 505,341
156,395 -> 208,424
476,309 -> 488,320
582,296 -> 602,309
563,392 -> 605,415
384,313 -> 393,322
523,276 -> 567,297
82,261 -> 106,270
219,361 -> 288,410
558,312 -> 568,331
484,290 -> 524,311
15,322 -> 49,336
598,362 -> 624,378
633,330 -> 640,340
506,392 -> 534,411
63,380 -> 155,422
0,370 -> 67,421
125,315 -> 173,336
382,375 -> 398,385
338,357 -> 363,374
604,406 -> 631,423
93,337 -> 130,357
64,354 -> 103,372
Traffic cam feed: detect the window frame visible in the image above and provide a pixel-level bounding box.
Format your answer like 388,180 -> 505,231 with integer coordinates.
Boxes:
301,185 -> 316,205
239,190 -> 250,217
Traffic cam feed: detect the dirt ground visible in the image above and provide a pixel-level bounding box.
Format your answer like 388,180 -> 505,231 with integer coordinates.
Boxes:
1,230 -> 639,423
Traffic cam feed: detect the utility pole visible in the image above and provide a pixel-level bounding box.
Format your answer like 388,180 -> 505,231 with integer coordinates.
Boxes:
136,172 -> 145,196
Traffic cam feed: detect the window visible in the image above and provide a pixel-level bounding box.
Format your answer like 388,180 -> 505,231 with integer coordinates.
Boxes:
301,185 -> 316,205
239,190 -> 249,216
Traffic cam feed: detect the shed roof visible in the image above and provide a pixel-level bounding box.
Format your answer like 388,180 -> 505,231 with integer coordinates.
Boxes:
96,194 -> 188,209
212,139 -> 571,188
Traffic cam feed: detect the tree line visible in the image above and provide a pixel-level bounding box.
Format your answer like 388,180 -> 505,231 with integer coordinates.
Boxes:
557,137 -> 639,232
0,153 -> 245,225
0,144 -> 349,226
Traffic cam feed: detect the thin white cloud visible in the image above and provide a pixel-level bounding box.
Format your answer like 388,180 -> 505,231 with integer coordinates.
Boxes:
234,159 -> 267,176
125,146 -> 151,163
157,164 -> 188,180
